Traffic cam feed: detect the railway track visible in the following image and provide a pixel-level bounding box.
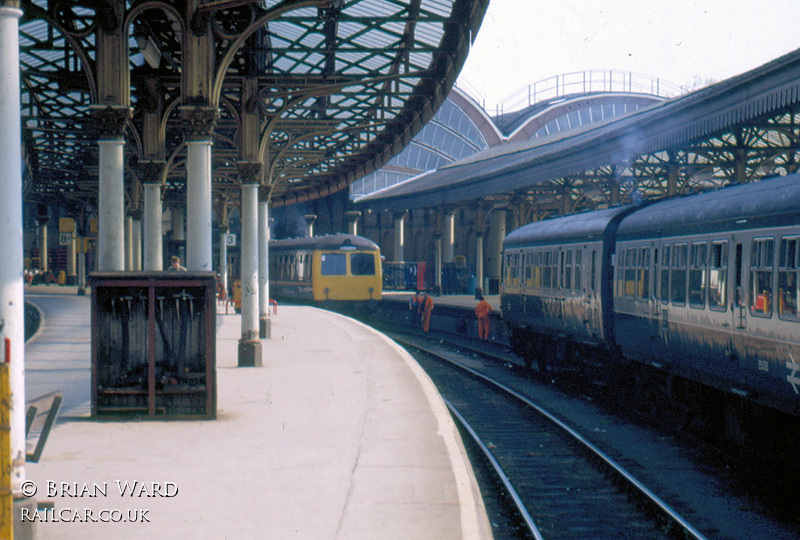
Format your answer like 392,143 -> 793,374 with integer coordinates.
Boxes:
397,335 -> 706,540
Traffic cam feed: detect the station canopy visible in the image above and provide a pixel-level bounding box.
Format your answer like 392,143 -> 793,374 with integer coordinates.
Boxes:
18,0 -> 488,211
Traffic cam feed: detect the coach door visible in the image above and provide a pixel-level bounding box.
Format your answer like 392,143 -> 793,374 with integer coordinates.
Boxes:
729,240 -> 749,367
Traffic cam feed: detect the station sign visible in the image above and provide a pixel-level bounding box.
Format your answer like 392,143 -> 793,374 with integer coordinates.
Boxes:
225,233 -> 237,247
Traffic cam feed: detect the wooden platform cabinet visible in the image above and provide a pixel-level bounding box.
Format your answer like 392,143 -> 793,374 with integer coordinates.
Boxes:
91,272 -> 217,419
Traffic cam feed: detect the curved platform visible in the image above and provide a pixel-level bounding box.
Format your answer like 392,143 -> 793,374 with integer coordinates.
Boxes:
22,288 -> 492,539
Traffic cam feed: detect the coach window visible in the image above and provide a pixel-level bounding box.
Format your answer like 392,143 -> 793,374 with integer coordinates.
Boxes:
543,251 -> 553,289
689,242 -> 707,308
511,253 -> 520,287
590,250 -> 597,294
624,247 -> 637,298
660,245 -> 670,303
709,241 -> 727,311
778,237 -> 799,319
749,238 -> 774,316
321,253 -> 347,276
638,247 -> 650,300
574,249 -> 582,291
524,252 -> 534,289
351,253 -> 375,276
563,250 -> 573,290
671,244 -> 687,305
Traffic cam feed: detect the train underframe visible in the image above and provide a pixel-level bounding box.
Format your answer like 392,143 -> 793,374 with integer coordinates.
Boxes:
507,323 -> 800,458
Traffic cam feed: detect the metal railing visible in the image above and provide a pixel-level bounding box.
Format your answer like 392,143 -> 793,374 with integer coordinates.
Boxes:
457,70 -> 684,117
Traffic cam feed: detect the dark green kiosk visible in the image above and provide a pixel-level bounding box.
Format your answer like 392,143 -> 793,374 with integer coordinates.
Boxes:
90,272 -> 217,419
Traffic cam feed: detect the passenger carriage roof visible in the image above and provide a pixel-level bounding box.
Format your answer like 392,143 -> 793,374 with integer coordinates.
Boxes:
617,173 -> 800,240
270,234 -> 380,252
504,205 -> 634,248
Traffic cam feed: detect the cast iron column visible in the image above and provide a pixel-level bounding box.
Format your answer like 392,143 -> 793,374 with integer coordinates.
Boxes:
0,2 -> 25,499
181,106 -> 217,271
258,193 -> 271,338
239,177 -> 262,366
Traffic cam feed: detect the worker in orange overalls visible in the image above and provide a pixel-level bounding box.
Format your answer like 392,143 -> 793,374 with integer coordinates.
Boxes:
418,291 -> 434,332
475,294 -> 493,340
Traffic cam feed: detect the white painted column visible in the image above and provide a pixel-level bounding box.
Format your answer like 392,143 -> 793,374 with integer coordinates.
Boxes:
171,207 -> 185,242
38,220 -> 48,272
258,199 -> 270,338
218,230 -> 228,297
0,4 -> 26,494
238,183 -> 262,366
186,140 -> 213,271
393,213 -> 405,262
443,212 -> 455,263
434,234 -> 442,294
475,232 -> 484,293
131,217 -> 142,271
66,236 -> 77,284
98,139 -> 125,271
124,215 -> 133,270
143,183 -> 163,270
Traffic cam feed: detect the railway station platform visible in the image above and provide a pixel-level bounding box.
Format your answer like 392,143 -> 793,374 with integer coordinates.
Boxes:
20,286 -> 492,540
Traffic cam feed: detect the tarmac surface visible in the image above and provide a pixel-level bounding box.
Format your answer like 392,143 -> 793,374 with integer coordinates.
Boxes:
20,286 -> 492,539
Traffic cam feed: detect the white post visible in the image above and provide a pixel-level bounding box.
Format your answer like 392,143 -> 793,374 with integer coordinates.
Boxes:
0,4 -> 26,495
393,213 -> 405,262
98,139 -> 125,271
131,217 -> 142,271
443,212 -> 455,263
258,199 -> 270,338
143,183 -> 163,270
186,140 -> 213,271
124,215 -> 133,270
38,220 -> 48,272
219,229 -> 228,297
238,183 -> 262,366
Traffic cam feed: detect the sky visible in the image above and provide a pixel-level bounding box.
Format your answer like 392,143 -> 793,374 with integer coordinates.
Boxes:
456,0 -> 800,111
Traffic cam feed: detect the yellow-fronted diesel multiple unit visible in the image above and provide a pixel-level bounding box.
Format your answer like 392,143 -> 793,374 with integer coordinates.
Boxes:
270,234 -> 382,303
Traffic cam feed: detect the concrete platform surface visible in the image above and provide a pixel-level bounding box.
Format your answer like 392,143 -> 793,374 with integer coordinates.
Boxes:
21,294 -> 492,539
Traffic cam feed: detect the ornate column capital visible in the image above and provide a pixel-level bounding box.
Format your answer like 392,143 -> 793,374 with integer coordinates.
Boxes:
89,104 -> 132,139
179,105 -> 219,141
139,160 -> 165,185
237,161 -> 263,185
0,2 -> 22,13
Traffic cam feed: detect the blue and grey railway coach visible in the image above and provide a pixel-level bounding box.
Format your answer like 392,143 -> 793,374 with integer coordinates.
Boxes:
502,206 -> 636,364
614,174 -> 800,415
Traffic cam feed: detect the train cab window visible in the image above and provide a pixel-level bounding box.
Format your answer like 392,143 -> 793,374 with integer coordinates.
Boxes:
670,244 -> 687,305
778,237 -> 799,320
749,238 -> 774,317
350,253 -> 376,276
660,245 -> 670,303
689,243 -> 707,308
321,253 -> 347,276
709,241 -> 727,311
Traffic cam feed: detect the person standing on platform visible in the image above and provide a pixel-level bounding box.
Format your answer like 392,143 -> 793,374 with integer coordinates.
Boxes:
418,290 -> 434,332
475,294 -> 493,340
169,255 -> 187,271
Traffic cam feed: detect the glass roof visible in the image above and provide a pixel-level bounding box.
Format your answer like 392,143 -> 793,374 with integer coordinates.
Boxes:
17,0 -> 486,210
